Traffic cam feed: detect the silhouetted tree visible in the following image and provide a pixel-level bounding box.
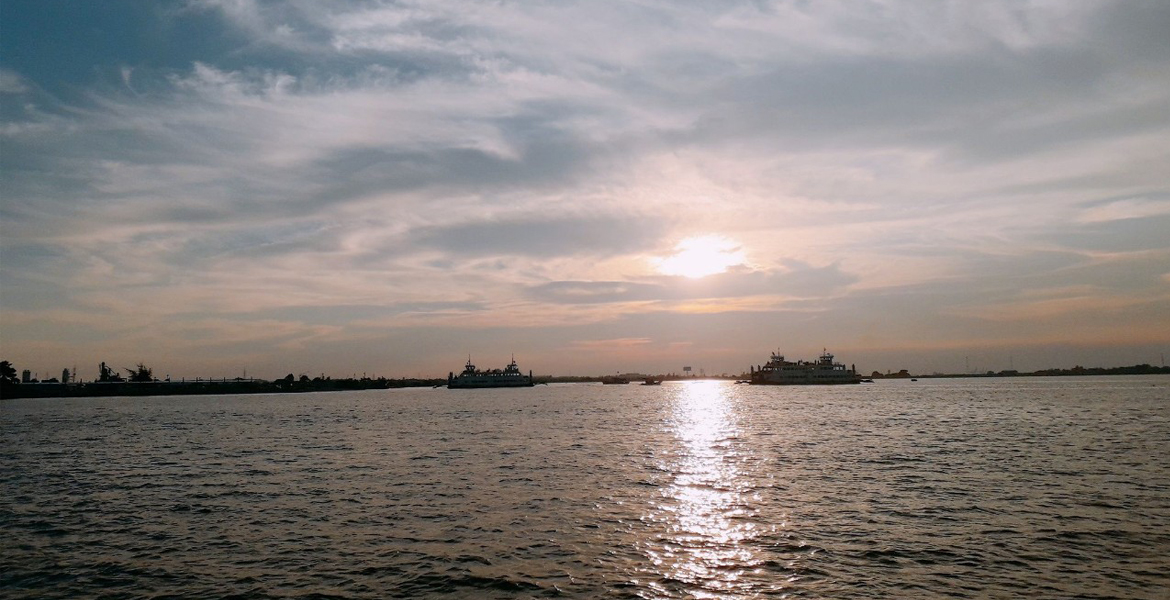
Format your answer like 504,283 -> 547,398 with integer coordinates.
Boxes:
126,363 -> 154,382
0,360 -> 17,384
274,373 -> 296,390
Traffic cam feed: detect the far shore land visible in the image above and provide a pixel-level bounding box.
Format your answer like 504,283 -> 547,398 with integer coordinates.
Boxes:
2,363 -> 1168,400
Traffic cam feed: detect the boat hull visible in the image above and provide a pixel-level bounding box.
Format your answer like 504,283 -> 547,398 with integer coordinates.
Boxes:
748,378 -> 860,385
448,379 -> 535,389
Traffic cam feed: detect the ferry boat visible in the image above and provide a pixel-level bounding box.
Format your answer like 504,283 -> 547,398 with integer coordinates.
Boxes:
447,356 -> 535,388
749,349 -> 861,385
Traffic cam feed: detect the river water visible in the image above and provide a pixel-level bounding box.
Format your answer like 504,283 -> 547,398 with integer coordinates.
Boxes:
3,377 -> 1168,598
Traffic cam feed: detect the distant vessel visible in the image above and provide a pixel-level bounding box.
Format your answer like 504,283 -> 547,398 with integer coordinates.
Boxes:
641,378 -> 662,386
749,349 -> 861,385
448,356 -> 535,388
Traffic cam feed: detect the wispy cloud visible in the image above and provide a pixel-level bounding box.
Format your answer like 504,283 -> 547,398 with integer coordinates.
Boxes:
1077,194 -> 1170,223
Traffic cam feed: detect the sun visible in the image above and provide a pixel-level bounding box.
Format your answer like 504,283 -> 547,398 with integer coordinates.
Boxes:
655,235 -> 747,279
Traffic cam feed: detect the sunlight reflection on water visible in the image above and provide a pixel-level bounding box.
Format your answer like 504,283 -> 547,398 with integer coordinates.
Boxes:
642,381 -> 771,599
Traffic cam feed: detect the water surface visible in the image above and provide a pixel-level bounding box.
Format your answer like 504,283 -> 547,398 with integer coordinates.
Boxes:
3,377 -> 1168,598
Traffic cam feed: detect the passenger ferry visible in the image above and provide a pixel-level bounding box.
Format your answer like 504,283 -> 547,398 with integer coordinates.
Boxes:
447,356 -> 536,388
749,349 -> 861,385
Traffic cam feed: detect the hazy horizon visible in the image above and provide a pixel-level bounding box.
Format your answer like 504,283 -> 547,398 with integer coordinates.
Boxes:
2,1 -> 1168,380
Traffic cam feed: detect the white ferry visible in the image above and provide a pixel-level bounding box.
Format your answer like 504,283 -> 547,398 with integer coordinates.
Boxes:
749,349 -> 861,385
447,356 -> 536,388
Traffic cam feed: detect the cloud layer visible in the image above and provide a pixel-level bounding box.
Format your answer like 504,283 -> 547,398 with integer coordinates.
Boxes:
2,0 -> 1168,378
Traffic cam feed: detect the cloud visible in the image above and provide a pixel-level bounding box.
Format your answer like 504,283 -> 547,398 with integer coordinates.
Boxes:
1046,214 -> 1170,255
0,69 -> 28,94
1077,194 -> 1170,223
405,214 -> 671,259
528,261 -> 858,305
1,1 -> 1168,376
570,338 -> 653,350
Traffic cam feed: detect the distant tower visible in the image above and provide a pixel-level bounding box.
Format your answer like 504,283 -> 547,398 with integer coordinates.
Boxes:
22,369 -> 31,383
62,368 -> 71,384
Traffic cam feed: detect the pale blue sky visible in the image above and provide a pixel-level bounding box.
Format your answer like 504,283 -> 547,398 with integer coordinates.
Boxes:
2,1 -> 1168,379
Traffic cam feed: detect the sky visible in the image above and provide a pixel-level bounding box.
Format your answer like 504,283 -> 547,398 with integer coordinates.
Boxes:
2,0 -> 1169,380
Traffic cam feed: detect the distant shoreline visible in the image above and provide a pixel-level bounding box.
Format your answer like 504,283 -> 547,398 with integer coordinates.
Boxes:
3,366 -> 1167,400
0,377 -> 445,400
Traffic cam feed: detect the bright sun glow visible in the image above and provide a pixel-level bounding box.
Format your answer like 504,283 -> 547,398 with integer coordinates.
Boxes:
655,235 -> 747,279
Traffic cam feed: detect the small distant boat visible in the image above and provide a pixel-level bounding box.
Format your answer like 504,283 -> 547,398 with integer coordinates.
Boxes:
641,378 -> 662,386
748,349 -> 861,385
448,356 -> 535,389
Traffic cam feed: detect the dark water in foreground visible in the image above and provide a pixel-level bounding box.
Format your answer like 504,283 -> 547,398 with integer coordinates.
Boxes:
3,377 -> 1169,599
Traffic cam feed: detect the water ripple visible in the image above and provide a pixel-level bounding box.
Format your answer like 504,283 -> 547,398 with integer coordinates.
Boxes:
3,378 -> 1170,598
